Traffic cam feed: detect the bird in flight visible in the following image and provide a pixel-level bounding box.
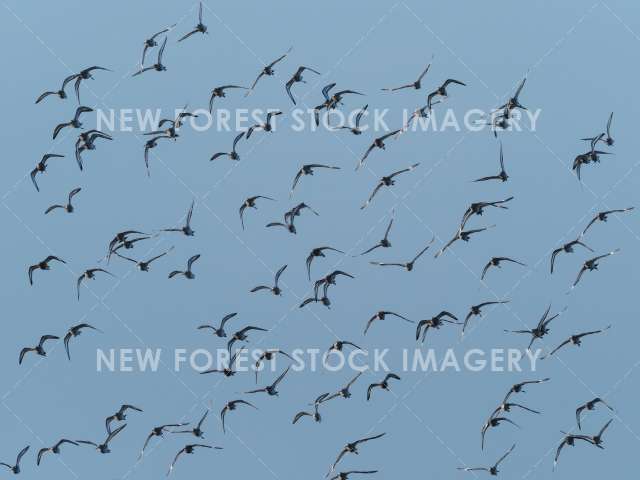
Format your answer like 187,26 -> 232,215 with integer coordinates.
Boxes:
576,398 -> 613,430
45,187 -> 82,215
133,37 -> 168,76
77,268 -> 115,300
458,443 -> 516,475
550,238 -> 593,274
168,254 -> 201,279
286,66 -> 321,104
63,66 -> 111,103
115,248 -> 172,272
64,323 -> 102,360
105,405 -> 143,434
361,214 -> 394,255
427,78 -> 466,110
571,250 -> 620,289
328,433 -> 385,476
246,111 -> 282,139
28,255 -> 66,285
139,423 -> 188,459
542,325 -> 611,359
178,2 -> 208,42
369,237 -> 434,272
333,104 -> 368,135
364,310 -> 413,335
77,424 -> 127,454
246,47 -> 292,97
162,200 -> 196,236
0,446 -> 30,474
250,264 -> 287,296
140,25 -> 175,65
361,163 -> 420,209
357,130 -> 401,170
197,312 -> 238,338
382,60 -> 432,91
473,142 -> 508,182
239,195 -> 274,230
553,432 -> 599,470
30,153 -> 64,192
290,164 -> 340,198
462,301 -> 509,335
221,400 -> 258,433
19,334 -> 59,365
209,85 -> 248,112
480,256 -> 526,280
435,225 -> 495,258
306,247 -> 344,280
581,207 -> 633,236
37,440 -> 79,466
245,366 -> 291,396
504,304 -> 564,350
210,132 -> 245,161
415,311 -> 461,343
168,444 -> 221,476
52,106 -> 93,139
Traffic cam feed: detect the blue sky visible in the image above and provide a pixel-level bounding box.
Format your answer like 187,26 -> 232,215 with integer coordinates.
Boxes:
1,0 -> 639,479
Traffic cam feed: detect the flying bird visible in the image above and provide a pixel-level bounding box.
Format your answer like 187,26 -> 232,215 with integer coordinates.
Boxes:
503,378 -> 550,403
497,77 -> 527,113
367,373 -> 401,401
245,366 -> 291,396
361,163 -> 420,209
427,78 -> 466,109
481,256 -> 526,280
245,47 -> 292,96
200,350 -> 244,377
553,432 -> 598,470
306,246 -> 344,280
168,444 -> 220,476
197,312 -> 238,338
239,195 -> 274,230
460,197 -> 514,229
462,301 -> 509,335
168,254 -> 201,279
457,443 -> 515,475
64,323 -> 102,360
254,349 -> 293,383
74,130 -> 113,171
504,304 -> 564,350
28,255 -> 66,285
550,238 -> 593,274
415,311 -> 461,343
246,111 -> 282,139
360,215 -> 394,255
481,417 -> 519,450
19,334 -> 59,365
52,106 -> 93,139
133,37 -> 168,76
139,423 -> 188,459
210,132 -> 245,161
174,411 -> 209,438
328,433 -> 386,476
162,200 -> 196,236
37,440 -> 78,466
293,393 -> 330,424
209,85 -> 248,112
114,248 -> 172,272
364,310 -> 413,335
178,2 -> 207,42
291,164 -> 340,197
221,400 -> 257,433
542,326 -> 611,359
63,66 -> 111,103
77,424 -> 127,454
474,142 -> 508,182
0,446 -> 29,474
382,60 -> 432,91
333,104 -> 368,135
369,237 -> 434,271
325,372 -> 362,401
141,25 -> 175,65
250,264 -> 287,295
571,250 -> 620,288
77,268 -> 115,300
357,130 -> 401,170
435,225 -> 495,258
226,326 -> 268,353
35,82 -> 68,104
31,153 -> 64,192
581,207 -> 634,236
106,405 -> 143,434
143,134 -> 172,175
286,66 -> 321,104
45,187 -> 82,215
576,398 -> 613,430
583,419 -> 613,448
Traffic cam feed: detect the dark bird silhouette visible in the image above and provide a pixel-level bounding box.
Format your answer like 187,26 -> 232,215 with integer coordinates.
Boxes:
367,373 -> 401,400
247,111 -> 282,139
28,255 -> 66,285
361,163 -> 420,209
314,270 -> 355,300
64,323 -> 102,360
19,335 -> 59,365
245,366 -> 291,396
435,225 -> 495,258
168,254 -> 200,279
45,187 -> 82,215
254,349 -> 293,383
458,443 -> 515,475
460,197 -> 513,229
63,66 -> 111,103
285,66 -> 321,104
141,25 -> 175,65
291,164 -> 340,197
30,153 -> 64,192
306,247 -> 344,280
503,378 -> 550,403
474,142 -> 508,182
37,440 -> 78,466
35,82 -> 68,104
462,301 -> 509,335
143,134 -> 171,175
221,400 -> 257,433
293,393 -> 330,424
0,446 -> 29,474
481,417 -> 519,450
553,432 -> 598,470
550,238 -> 593,274
581,207 -> 633,236
250,264 -> 287,295
174,411 -> 209,438
497,77 -> 527,112
245,47 -> 292,97
139,423 -> 188,459
77,424 -> 126,454
198,312 -> 238,338
178,2 -> 207,42
210,132 -> 245,161
504,304 -> 564,350
364,310 -> 413,335
168,444 -> 220,476
576,398 -> 613,430
542,325 -> 611,359
77,268 -> 115,300
325,372 -> 362,401
200,350 -> 243,377
227,326 -> 268,353
209,85 -> 248,112
583,112 -> 614,147
162,200 -> 196,236
106,405 -> 143,434
481,256 -> 526,280
361,215 -> 394,255
369,237 -> 434,272
328,433 -> 385,476
382,60 -> 432,91
583,419 -> 613,448
239,195 -> 274,230
115,248 -> 172,272
415,311 -> 460,343
52,106 -> 93,139
333,104 -> 368,135
571,250 -> 620,288
427,78 -> 466,109
133,37 -> 168,76
75,130 -> 112,171
357,130 -> 401,170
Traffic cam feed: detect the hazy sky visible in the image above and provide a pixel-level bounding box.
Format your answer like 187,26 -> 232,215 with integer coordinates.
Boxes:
1,1 -> 639,479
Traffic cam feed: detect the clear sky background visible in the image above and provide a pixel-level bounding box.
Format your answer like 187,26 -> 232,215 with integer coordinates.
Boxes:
1,1 -> 639,479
